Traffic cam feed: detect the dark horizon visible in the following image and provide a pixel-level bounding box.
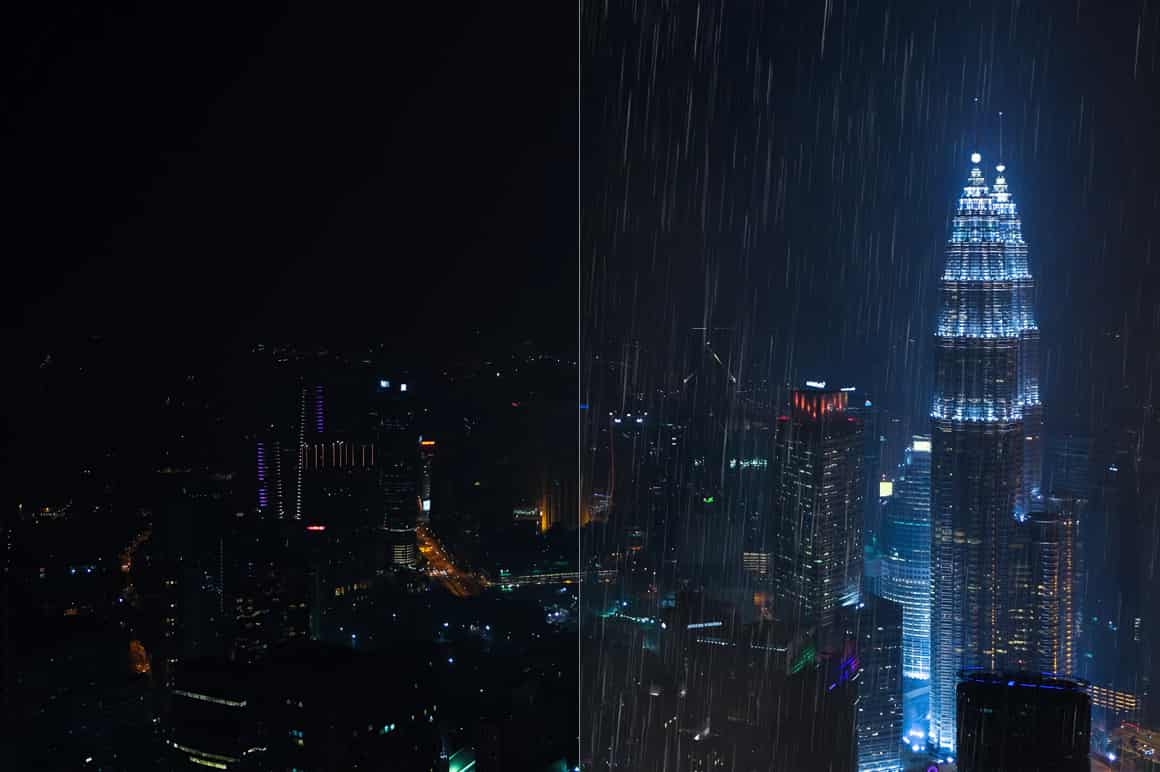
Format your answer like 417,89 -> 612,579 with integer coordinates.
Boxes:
4,2 -> 576,362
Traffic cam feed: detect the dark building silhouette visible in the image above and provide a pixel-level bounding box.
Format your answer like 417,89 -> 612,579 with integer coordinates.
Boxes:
956,671 -> 1091,772
849,593 -> 903,772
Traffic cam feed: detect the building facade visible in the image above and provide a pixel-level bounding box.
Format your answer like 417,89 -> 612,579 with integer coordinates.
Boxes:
853,594 -> 904,772
929,155 -> 1042,752
773,388 -> 864,631
878,436 -> 932,737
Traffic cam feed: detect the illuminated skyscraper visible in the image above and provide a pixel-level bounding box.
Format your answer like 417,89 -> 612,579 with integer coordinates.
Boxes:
418,439 -> 435,521
773,387 -> 864,631
879,436 -> 932,735
929,154 -> 1041,752
1007,496 -> 1082,677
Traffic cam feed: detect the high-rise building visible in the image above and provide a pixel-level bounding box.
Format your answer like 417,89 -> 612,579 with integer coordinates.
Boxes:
880,436 -> 931,681
847,394 -> 887,544
852,594 -> 904,772
878,435 -> 932,735
419,438 -> 436,521
956,671 -> 1091,771
930,155 -> 1041,751
773,387 -> 864,631
1006,498 -> 1081,677
374,379 -> 420,530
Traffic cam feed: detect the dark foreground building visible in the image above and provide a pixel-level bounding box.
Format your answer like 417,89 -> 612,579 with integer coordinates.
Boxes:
956,671 -> 1091,771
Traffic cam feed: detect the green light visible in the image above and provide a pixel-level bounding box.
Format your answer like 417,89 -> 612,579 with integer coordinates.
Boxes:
703,496 -> 715,504
449,748 -> 477,772
790,644 -> 816,674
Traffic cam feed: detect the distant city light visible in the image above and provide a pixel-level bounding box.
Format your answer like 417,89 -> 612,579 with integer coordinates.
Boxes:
805,380 -> 827,389
400,383 -> 407,392
879,480 -> 894,497
840,386 -> 856,392
379,379 -> 389,388
912,439 -> 932,453
305,525 -> 326,532
970,152 -> 981,163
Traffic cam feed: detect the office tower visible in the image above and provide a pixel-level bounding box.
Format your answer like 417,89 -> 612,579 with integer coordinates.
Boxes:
1007,500 -> 1080,676
374,379 -> 420,528
1047,496 -> 1082,677
419,438 -> 435,521
956,672 -> 1091,772
291,383 -> 328,520
930,155 -> 1040,751
879,435 -> 932,737
880,436 -> 931,681
847,395 -> 886,542
255,440 -> 279,517
773,387 -> 864,631
853,594 -> 904,772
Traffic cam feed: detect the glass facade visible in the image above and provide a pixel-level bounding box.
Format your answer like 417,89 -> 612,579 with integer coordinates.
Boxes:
881,437 -> 932,683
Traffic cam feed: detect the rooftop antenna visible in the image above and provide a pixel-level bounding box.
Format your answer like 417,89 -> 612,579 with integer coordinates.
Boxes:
998,110 -> 1004,166
971,95 -> 981,156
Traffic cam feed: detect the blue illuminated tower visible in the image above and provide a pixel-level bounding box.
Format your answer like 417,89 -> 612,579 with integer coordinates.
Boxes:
880,436 -> 932,735
928,154 -> 1041,753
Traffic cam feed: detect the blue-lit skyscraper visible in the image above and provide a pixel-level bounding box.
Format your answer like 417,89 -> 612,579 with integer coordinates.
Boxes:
880,435 -> 931,735
929,154 -> 1042,752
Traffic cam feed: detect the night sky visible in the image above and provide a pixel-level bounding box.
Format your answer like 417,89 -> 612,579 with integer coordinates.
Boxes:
5,2 -> 575,361
583,0 -> 1160,430
3,3 -> 576,491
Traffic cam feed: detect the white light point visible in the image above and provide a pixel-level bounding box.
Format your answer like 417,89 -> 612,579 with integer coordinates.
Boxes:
996,164 -> 1006,173
970,152 -> 982,164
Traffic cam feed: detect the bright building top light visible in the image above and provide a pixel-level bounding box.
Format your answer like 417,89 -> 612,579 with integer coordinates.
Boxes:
996,163 -> 1006,172
970,152 -> 982,163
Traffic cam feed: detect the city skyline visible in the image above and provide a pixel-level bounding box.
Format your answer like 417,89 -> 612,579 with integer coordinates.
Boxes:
5,2 -> 1160,770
